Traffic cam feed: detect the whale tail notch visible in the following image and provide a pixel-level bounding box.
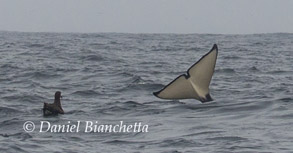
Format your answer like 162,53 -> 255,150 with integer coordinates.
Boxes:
153,44 -> 218,103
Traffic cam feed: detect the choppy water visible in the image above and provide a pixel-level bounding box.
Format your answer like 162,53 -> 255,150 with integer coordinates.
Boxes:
0,31 -> 292,153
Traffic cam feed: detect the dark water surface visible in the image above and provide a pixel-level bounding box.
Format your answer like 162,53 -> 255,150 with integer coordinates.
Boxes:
0,31 -> 292,153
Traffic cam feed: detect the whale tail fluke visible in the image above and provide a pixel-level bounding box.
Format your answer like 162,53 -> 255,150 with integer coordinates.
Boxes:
153,44 -> 218,103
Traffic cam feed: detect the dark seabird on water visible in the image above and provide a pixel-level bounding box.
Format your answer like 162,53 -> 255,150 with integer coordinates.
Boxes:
43,91 -> 64,116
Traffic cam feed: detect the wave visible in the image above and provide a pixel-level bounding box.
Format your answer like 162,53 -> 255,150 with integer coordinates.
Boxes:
2,93 -> 45,104
223,55 -> 241,60
278,97 -> 293,103
267,70 -> 292,75
0,132 -> 32,140
206,136 -> 248,142
0,106 -> 23,115
18,70 -> 62,80
159,138 -> 201,147
27,43 -> 45,48
249,66 -> 260,72
80,54 -> 105,61
71,90 -> 101,97
215,68 -> 236,73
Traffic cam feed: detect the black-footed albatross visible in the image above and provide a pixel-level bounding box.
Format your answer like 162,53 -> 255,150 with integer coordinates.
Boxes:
43,91 -> 64,116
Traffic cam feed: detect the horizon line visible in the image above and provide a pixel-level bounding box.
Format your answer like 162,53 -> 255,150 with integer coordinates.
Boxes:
0,30 -> 292,35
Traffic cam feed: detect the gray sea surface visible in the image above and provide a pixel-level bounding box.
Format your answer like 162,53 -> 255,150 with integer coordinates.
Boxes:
0,31 -> 292,153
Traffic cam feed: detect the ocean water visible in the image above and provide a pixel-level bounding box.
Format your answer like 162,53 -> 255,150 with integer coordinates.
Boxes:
0,31 -> 292,153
